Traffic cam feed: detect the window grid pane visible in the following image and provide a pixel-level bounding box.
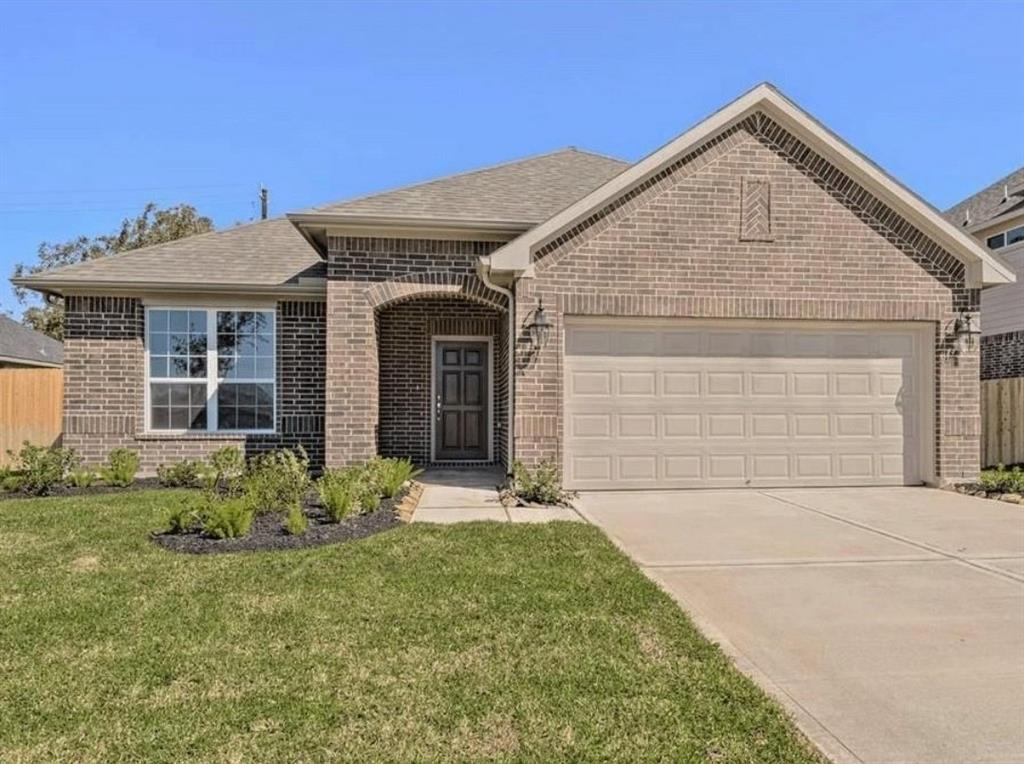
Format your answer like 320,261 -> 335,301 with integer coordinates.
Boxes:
148,308 -> 275,433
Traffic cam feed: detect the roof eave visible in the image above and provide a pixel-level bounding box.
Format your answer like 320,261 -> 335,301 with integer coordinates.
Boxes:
0,354 -> 62,368
11,277 -> 327,299
487,83 -> 1015,288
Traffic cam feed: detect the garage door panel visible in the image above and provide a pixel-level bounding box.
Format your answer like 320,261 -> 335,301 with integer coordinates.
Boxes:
564,320 -> 930,490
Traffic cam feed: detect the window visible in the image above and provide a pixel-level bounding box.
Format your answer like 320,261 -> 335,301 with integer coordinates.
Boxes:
146,308 -> 275,432
986,225 -> 1024,250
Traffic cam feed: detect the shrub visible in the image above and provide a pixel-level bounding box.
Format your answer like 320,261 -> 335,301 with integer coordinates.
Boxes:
208,446 -> 245,491
199,497 -> 254,539
359,480 -> 382,512
241,446 -> 310,514
99,448 -> 140,487
317,468 -> 364,522
979,464 -> 1024,494
157,459 -> 201,488
66,468 -> 98,488
503,459 -> 577,507
283,504 -> 309,535
163,503 -> 201,534
369,457 -> 422,498
8,443 -> 77,495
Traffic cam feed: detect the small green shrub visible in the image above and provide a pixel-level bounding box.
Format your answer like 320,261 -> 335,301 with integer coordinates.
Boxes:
208,446 -> 245,491
359,480 -> 382,512
1,474 -> 23,493
66,468 -> 98,488
242,446 -> 310,513
8,442 -> 78,495
157,459 -> 201,487
317,468 -> 364,522
283,504 -> 309,535
163,503 -> 201,534
503,459 -> 577,507
99,448 -> 140,487
199,497 -> 254,539
369,457 -> 422,498
979,464 -> 1024,494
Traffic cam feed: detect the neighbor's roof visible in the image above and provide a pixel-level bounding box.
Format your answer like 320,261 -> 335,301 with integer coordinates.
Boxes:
0,315 -> 63,367
944,166 -> 1024,232
13,217 -> 325,296
297,148 -> 630,225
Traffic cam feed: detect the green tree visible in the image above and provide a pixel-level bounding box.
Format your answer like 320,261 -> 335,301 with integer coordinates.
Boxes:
13,203 -> 214,339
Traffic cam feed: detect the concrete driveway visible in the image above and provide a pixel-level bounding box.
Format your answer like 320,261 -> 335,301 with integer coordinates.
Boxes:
577,488 -> 1024,764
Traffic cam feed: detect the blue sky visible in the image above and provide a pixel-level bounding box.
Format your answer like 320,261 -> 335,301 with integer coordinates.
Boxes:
2,0 -> 1021,315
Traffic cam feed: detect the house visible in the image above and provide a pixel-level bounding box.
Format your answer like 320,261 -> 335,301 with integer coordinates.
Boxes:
0,315 -> 64,463
944,167 -> 1024,380
13,84 -> 1015,488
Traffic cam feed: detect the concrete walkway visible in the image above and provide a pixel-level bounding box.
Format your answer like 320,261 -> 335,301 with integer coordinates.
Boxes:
412,468 -> 582,523
578,487 -> 1024,764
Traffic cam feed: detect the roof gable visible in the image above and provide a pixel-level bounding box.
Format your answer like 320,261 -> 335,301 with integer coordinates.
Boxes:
486,84 -> 1014,288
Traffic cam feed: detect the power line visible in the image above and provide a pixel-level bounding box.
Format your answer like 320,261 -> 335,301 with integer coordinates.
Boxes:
0,182 -> 251,196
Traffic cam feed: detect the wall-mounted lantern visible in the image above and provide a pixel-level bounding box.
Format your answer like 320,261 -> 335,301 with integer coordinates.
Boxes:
952,309 -> 981,352
526,299 -> 551,350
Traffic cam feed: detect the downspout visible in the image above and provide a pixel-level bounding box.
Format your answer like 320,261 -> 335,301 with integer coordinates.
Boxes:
477,257 -> 515,475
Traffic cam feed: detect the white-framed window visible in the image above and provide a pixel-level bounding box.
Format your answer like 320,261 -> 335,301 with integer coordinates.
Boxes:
146,307 -> 276,433
986,224 -> 1024,250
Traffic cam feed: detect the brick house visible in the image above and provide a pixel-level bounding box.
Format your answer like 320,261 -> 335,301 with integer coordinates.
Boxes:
944,167 -> 1024,381
15,84 -> 1014,488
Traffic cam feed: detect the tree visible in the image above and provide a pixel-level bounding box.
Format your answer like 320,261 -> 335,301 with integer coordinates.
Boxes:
13,203 -> 214,339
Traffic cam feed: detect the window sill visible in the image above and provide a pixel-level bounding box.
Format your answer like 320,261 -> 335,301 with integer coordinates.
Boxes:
137,431 -> 278,441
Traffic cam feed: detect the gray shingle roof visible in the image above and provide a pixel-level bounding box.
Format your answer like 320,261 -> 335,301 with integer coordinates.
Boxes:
15,148 -> 628,293
305,148 -> 630,224
944,166 -> 1024,229
0,315 -> 63,366
15,217 -> 324,290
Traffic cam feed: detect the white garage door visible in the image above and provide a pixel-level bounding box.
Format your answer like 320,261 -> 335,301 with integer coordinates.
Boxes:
563,319 -> 933,490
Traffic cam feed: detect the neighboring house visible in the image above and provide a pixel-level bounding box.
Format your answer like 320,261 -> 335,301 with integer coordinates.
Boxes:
0,315 -> 64,463
13,84 -> 1015,487
0,314 -> 63,368
944,167 -> 1024,380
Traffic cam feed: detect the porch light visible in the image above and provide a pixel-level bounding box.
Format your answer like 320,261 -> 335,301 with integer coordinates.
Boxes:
952,309 -> 980,351
527,299 -> 551,349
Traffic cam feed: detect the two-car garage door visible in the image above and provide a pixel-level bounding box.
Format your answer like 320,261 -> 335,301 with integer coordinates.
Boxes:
563,319 -> 933,490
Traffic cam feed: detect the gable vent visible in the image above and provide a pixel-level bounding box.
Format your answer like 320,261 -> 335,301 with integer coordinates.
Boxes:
740,178 -> 773,241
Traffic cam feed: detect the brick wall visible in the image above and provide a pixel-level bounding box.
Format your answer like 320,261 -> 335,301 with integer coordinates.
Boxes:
981,331 -> 1024,380
515,113 -> 981,483
324,237 -> 507,468
376,298 -> 505,465
62,296 -> 326,473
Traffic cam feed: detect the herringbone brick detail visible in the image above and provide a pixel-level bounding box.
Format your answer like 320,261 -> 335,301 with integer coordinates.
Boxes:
740,178 -> 772,240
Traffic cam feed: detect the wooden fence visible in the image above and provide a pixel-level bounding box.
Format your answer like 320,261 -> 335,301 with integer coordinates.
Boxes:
981,376 -> 1024,468
0,367 -> 64,466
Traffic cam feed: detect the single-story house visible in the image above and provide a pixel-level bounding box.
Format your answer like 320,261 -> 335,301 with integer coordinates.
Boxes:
944,167 -> 1024,380
14,84 -> 1015,488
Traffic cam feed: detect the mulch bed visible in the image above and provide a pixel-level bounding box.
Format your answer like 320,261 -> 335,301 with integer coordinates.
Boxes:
151,487 -> 409,555
0,477 -> 167,501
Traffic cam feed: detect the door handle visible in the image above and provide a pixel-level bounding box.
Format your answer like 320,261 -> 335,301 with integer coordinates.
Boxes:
436,394 -> 441,420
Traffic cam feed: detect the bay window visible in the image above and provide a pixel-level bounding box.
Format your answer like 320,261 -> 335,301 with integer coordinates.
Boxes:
146,308 -> 276,433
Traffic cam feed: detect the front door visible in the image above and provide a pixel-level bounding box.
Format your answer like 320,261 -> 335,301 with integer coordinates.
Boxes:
434,340 -> 489,461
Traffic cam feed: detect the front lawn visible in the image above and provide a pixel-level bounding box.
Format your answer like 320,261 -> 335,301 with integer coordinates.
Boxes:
0,491 -> 821,763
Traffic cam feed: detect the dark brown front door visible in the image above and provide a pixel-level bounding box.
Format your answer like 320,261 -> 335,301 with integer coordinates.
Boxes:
434,341 -> 489,461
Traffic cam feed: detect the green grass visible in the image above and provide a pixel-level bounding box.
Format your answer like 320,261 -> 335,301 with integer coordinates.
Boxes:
0,491 -> 822,763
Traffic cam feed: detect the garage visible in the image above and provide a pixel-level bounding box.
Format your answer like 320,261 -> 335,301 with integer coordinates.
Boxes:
563,319 -> 934,490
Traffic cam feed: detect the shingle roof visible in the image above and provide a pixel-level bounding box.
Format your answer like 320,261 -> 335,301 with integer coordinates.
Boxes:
14,217 -> 324,291
0,315 -> 63,366
944,166 -> 1024,229
304,148 -> 630,224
